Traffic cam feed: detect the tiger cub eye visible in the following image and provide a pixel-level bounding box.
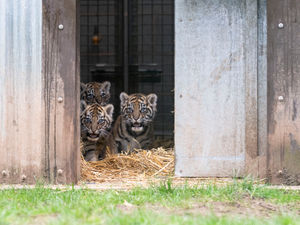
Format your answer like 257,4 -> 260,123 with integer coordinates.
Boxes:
126,108 -> 133,113
85,118 -> 92,123
100,91 -> 106,97
98,118 -> 105,124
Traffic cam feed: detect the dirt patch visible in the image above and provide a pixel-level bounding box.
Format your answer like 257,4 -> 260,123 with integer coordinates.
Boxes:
29,214 -> 58,225
175,200 -> 289,218
116,201 -> 137,213
79,177 -> 235,190
117,199 -> 299,218
2,177 -> 300,191
0,177 -> 234,190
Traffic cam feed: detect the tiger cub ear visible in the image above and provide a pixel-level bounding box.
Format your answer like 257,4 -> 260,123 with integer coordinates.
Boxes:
147,93 -> 158,107
104,104 -> 114,118
80,82 -> 87,93
102,81 -> 111,92
80,100 -> 87,115
120,92 -> 129,105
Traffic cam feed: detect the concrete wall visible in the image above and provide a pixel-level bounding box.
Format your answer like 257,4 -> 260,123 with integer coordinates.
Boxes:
175,0 -> 266,177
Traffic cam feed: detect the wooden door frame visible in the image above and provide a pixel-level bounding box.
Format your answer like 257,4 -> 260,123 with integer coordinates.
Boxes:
267,0 -> 300,185
42,0 -> 80,184
244,0 -> 268,179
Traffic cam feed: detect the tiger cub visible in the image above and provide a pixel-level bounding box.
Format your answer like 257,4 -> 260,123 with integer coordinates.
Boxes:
80,81 -> 111,107
109,92 -> 157,153
81,103 -> 114,161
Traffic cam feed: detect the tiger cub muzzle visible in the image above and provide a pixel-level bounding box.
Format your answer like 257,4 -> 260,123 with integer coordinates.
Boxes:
131,122 -> 144,132
81,103 -> 114,142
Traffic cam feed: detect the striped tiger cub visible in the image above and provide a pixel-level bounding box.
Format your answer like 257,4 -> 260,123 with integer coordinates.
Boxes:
80,81 -> 111,106
109,92 -> 158,153
81,103 -> 114,161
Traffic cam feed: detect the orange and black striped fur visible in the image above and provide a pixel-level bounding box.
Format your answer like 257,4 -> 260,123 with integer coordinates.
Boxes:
109,92 -> 157,153
81,103 -> 114,161
80,81 -> 111,107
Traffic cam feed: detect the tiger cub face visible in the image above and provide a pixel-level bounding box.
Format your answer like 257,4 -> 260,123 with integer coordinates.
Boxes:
80,81 -> 111,106
120,92 -> 157,133
81,103 -> 114,142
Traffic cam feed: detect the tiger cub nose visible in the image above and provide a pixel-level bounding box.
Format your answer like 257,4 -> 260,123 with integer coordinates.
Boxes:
93,130 -> 100,135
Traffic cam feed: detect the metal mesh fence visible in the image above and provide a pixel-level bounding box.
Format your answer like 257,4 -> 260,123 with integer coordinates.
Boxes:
80,0 -> 174,143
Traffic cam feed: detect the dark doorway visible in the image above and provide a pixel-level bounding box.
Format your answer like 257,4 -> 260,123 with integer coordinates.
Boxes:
80,0 -> 174,146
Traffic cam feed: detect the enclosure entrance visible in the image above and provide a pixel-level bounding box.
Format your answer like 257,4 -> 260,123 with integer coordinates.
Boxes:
80,0 -> 174,145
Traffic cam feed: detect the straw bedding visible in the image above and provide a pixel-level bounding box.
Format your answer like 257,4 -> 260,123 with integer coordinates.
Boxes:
80,142 -> 174,182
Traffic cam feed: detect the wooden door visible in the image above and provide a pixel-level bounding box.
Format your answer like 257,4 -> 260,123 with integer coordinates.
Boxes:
175,0 -> 260,177
0,0 -> 80,184
267,0 -> 300,184
42,0 -> 80,184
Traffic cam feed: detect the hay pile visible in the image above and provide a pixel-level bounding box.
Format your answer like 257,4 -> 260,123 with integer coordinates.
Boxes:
81,145 -> 174,182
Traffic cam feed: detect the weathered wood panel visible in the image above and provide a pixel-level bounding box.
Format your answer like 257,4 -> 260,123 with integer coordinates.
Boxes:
267,0 -> 300,184
175,0 -> 259,177
43,0 -> 80,184
0,0 -> 43,183
0,0 -> 79,184
246,0 -> 268,178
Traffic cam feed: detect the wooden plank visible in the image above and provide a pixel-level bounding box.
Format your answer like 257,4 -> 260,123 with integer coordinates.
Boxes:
244,0 -> 260,176
43,0 -> 80,184
0,0 -> 79,184
267,0 -> 300,184
175,0 -> 258,177
0,0 -> 43,184
245,0 -> 268,178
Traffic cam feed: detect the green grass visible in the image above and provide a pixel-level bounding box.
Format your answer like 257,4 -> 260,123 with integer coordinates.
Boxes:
0,179 -> 299,225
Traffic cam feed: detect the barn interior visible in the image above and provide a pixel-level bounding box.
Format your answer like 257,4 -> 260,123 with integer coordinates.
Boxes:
80,0 -> 174,148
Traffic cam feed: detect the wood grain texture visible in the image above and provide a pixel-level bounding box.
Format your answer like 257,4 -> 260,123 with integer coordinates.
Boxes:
0,0 -> 79,184
244,0 -> 259,175
0,0 -> 43,184
267,0 -> 300,185
43,0 -> 80,184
